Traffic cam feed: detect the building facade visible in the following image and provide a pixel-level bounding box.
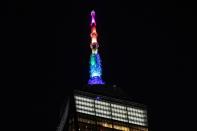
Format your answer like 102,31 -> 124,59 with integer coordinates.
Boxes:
66,87 -> 148,131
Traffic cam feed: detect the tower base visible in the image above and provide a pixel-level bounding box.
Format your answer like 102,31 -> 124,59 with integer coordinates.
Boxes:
88,76 -> 105,85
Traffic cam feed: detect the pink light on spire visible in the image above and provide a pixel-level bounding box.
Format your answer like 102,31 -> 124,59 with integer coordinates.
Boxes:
90,10 -> 98,54
91,10 -> 96,25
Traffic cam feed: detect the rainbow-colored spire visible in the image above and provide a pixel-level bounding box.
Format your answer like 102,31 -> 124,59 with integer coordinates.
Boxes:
88,10 -> 105,85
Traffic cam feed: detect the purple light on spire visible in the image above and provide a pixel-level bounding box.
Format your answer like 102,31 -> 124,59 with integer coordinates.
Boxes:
91,10 -> 96,25
88,76 -> 105,85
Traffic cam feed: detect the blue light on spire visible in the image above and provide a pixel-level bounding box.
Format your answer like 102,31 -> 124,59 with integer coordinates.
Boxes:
88,53 -> 104,85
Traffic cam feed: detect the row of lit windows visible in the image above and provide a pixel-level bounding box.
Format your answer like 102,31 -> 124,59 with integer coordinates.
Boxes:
77,109 -> 95,116
129,120 -> 146,126
112,112 -> 127,118
112,117 -> 128,123
78,117 -> 148,131
95,100 -> 110,106
128,112 -> 146,118
95,109 -> 111,115
77,104 -> 111,117
74,95 -> 147,126
76,103 -> 147,126
75,96 -> 94,103
95,105 -> 110,110
127,115 -> 146,124
112,108 -> 127,114
76,104 -> 94,112
128,116 -> 146,126
127,107 -> 145,114
111,104 -> 126,109
75,96 -> 146,115
128,116 -> 145,122
76,110 -> 146,126
96,113 -> 111,119
77,101 -> 138,118
76,101 -> 111,113
76,100 -> 94,107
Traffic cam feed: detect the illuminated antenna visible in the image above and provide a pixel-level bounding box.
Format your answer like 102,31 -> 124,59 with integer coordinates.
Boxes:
88,10 -> 105,85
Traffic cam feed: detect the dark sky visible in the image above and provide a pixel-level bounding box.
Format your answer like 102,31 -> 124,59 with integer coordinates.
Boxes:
4,0 -> 194,131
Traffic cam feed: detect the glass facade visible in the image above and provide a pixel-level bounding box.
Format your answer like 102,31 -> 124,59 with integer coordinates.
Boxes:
73,94 -> 148,131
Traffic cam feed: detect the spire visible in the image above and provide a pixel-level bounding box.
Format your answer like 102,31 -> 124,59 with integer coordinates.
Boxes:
88,10 -> 105,85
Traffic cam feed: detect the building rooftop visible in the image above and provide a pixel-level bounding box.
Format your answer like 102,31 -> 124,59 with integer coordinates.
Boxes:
74,85 -> 147,109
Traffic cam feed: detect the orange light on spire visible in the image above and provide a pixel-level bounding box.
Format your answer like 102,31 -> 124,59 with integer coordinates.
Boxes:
90,11 -> 99,54
91,26 -> 98,43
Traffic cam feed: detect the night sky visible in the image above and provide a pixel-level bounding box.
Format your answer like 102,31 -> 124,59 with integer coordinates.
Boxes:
4,0 -> 194,131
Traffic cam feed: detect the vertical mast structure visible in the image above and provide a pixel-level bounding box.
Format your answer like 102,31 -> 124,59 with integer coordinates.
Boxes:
88,10 -> 105,85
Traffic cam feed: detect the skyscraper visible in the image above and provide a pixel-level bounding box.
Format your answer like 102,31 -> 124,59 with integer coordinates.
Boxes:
56,10 -> 148,131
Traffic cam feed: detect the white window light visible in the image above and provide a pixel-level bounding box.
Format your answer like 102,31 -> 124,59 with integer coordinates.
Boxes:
76,100 -> 94,107
76,105 -> 94,111
95,104 -> 110,110
95,100 -> 110,106
95,109 -> 111,115
75,96 -> 94,103
77,109 -> 95,115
